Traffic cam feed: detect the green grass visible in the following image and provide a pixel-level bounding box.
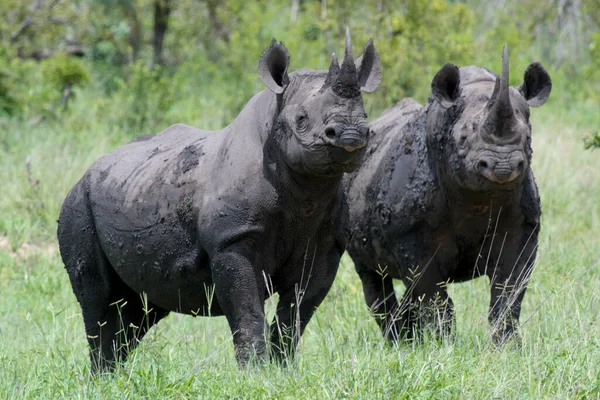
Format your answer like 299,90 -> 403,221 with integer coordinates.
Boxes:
0,92 -> 599,398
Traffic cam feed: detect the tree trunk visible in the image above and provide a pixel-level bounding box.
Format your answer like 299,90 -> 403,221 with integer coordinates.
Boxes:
205,0 -> 230,61
120,0 -> 142,62
61,83 -> 72,111
291,0 -> 300,22
153,0 -> 172,66
10,0 -> 45,43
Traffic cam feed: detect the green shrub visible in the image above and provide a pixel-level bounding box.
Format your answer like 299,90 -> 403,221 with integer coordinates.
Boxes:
110,60 -> 180,132
0,57 -> 19,115
41,53 -> 89,112
584,132 -> 600,150
0,0 -> 598,128
0,47 -> 32,116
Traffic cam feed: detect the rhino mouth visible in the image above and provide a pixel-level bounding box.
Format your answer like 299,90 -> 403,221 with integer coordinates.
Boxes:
323,128 -> 368,153
328,145 -> 365,168
479,168 -> 521,184
336,133 -> 367,152
473,151 -> 526,186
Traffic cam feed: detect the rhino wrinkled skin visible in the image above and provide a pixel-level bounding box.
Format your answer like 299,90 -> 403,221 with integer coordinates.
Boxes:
58,30 -> 381,372
345,47 -> 551,344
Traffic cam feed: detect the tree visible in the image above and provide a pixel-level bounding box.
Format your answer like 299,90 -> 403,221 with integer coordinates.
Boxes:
153,0 -> 172,65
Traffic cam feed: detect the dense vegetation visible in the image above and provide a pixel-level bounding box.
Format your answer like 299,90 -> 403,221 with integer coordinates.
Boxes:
1,0 -> 599,123
0,0 -> 598,397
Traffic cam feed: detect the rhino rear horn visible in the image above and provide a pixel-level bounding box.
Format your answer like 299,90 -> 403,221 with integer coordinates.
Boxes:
259,39 -> 290,94
355,39 -> 381,93
323,52 -> 341,90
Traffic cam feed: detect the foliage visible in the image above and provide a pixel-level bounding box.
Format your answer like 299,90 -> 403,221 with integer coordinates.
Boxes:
584,131 -> 600,150
0,50 -> 19,115
0,0 -> 597,125
42,52 -> 89,110
110,60 -> 179,131
367,0 -> 476,105
581,32 -> 600,101
42,53 -> 89,89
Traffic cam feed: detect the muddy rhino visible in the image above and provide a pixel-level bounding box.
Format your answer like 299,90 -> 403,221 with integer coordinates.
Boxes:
58,31 -> 381,372
345,46 -> 551,344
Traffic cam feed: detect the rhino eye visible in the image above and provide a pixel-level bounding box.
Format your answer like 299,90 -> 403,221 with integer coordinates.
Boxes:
296,113 -> 308,130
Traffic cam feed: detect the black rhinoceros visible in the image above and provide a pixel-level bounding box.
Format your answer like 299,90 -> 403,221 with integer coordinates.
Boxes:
58,30 -> 381,372
345,46 -> 551,344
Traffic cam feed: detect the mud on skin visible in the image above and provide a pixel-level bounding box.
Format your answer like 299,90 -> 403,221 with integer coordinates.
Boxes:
345,46 -> 552,344
57,29 -> 381,373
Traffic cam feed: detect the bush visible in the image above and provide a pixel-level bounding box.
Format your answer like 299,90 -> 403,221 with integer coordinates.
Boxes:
0,0 -> 598,127
110,60 -> 180,132
0,57 -> 19,115
584,132 -> 600,150
42,52 -> 89,111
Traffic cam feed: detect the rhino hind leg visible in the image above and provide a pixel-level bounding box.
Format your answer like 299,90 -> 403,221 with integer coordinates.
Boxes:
69,237 -> 169,373
84,266 -> 170,373
59,192 -> 169,373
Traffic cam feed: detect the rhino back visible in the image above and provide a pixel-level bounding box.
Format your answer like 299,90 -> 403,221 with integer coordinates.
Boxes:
87,123 -> 223,225
347,100 -> 437,271
345,98 -> 421,220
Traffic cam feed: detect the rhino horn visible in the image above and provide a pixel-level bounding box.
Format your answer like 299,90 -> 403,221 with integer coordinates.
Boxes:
485,45 -> 515,137
322,52 -> 340,90
331,27 -> 361,98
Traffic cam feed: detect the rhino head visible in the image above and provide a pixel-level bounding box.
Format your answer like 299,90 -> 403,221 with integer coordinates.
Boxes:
427,46 -> 551,191
259,28 -> 381,177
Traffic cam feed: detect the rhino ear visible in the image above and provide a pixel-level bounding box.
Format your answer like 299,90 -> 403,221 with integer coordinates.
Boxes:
355,39 -> 381,93
431,63 -> 460,108
259,40 -> 290,94
518,62 -> 551,107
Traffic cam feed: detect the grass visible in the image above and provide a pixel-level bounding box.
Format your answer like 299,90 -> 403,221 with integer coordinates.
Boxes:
0,88 -> 599,398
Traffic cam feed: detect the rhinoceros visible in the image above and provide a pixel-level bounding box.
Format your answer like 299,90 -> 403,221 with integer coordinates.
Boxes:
345,46 -> 551,344
58,30 -> 381,372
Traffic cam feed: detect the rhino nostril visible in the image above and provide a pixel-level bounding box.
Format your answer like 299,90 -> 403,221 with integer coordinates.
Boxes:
517,160 -> 524,171
325,127 -> 336,139
478,160 -> 489,170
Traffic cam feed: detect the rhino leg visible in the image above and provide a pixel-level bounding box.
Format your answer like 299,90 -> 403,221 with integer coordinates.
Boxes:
356,265 -> 406,342
400,264 -> 455,341
268,258 -> 338,362
487,225 -> 538,345
59,192 -> 169,373
211,251 -> 268,366
71,243 -> 169,373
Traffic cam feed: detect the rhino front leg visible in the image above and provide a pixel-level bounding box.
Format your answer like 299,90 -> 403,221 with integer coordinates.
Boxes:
269,250 -> 339,362
488,227 -> 538,345
401,263 -> 455,341
268,278 -> 336,363
356,265 -> 404,342
212,251 -> 267,366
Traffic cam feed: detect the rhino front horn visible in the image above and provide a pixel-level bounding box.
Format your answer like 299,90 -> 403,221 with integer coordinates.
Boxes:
485,44 -> 515,137
332,27 -> 361,98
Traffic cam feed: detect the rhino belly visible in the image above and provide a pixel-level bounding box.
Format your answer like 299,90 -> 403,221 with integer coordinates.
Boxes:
92,201 -> 222,316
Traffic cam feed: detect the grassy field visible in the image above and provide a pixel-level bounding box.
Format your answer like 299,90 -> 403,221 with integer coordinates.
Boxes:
0,90 -> 599,398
